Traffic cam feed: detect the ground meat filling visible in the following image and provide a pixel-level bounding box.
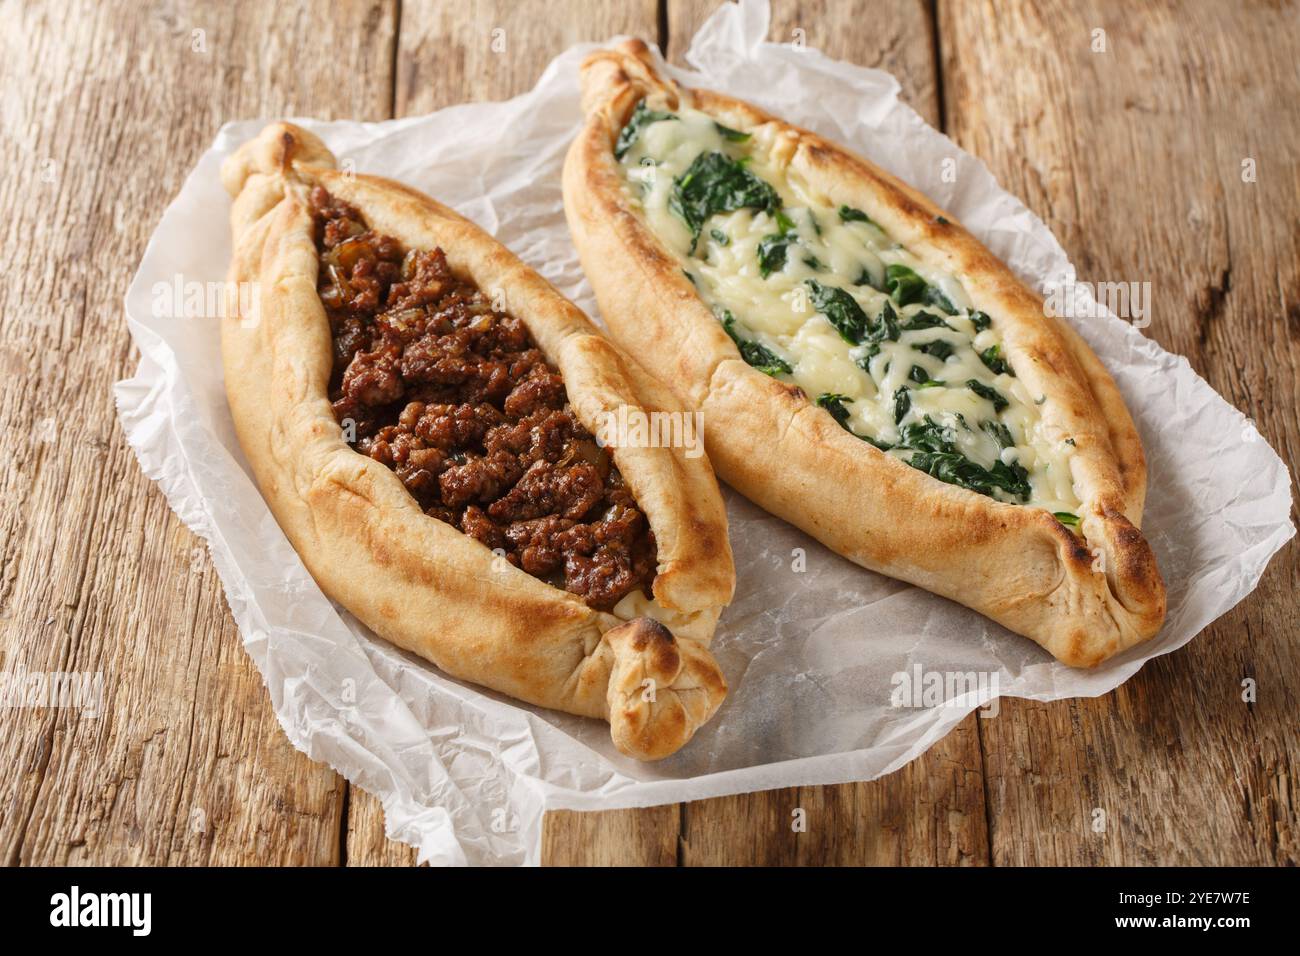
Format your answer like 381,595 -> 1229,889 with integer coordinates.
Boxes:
311,186 -> 657,611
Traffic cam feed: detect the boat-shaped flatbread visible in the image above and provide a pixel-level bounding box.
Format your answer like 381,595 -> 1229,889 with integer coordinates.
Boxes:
563,41 -> 1165,666
222,122 -> 735,759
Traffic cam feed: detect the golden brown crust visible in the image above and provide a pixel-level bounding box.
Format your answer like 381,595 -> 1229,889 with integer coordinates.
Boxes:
221,122 -> 734,759
564,39 -> 1166,666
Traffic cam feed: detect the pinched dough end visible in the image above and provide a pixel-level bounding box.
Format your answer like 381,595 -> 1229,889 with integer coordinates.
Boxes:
220,122 -> 336,198
602,617 -> 727,761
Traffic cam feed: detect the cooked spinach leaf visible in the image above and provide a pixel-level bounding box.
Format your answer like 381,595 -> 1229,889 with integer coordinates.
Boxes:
839,204 -> 872,225
758,233 -> 796,277
885,264 -> 928,306
818,393 -> 893,450
816,392 -> 852,427
757,207 -> 802,277
922,285 -> 958,314
980,419 -> 1015,450
855,345 -> 881,372
741,343 -> 793,376
709,227 -> 730,246
1054,512 -> 1081,527
714,121 -> 751,142
721,311 -> 792,376
894,386 -> 912,425
909,365 -> 945,388
873,300 -> 901,343
615,100 -> 677,159
898,311 -> 953,332
906,449 -> 1032,500
969,310 -> 992,332
912,339 -> 955,362
854,265 -> 885,292
757,210 -> 824,276
966,379 -> 1009,412
893,415 -> 1031,500
885,263 -> 959,314
670,151 -> 782,252
978,344 -> 1014,376
982,463 -> 1032,500
806,279 -> 870,343
897,417 -> 953,453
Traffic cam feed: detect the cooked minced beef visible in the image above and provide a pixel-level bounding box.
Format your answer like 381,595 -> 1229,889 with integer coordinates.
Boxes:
312,186 -> 657,611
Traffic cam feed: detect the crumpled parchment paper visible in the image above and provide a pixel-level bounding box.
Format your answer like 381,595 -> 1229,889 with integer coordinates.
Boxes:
116,0 -> 1294,865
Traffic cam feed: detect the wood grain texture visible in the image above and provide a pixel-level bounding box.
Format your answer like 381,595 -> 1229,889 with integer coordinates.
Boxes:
681,718 -> 990,865
345,788 -> 420,866
668,0 -> 941,126
0,0 -> 1293,868
395,0 -> 660,115
543,802 -> 679,866
0,0 -> 396,866
940,0 -> 1299,865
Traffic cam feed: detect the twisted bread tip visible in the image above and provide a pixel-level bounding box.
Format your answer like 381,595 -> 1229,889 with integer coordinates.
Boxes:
603,617 -> 727,760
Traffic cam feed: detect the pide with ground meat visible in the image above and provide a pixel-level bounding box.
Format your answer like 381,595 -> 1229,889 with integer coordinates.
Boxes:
221,123 -> 734,760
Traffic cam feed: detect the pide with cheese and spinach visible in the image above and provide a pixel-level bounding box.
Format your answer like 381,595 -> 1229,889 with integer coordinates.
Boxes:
565,40 -> 1167,667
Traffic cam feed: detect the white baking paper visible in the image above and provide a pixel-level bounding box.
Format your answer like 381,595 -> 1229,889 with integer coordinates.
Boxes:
116,0 -> 1294,865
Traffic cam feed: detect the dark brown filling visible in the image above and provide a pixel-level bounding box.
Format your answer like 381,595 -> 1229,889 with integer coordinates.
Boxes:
312,186 -> 657,611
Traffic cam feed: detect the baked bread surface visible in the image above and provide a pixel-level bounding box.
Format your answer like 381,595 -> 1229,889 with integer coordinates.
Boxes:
222,122 -> 735,759
563,40 -> 1166,666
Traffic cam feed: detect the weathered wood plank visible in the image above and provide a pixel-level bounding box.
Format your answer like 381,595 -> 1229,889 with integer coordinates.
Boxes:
668,0 -> 941,126
395,0 -> 660,114
543,802 -> 679,866
941,0 -> 1299,865
662,0 -> 991,867
0,0 -> 396,866
345,788 -> 420,866
680,721 -> 990,866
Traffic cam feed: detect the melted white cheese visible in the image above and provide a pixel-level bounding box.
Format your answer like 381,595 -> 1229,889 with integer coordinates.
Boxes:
619,104 -> 1081,517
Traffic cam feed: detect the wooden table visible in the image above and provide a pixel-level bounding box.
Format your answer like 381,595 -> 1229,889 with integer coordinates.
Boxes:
2,0 -> 1296,866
